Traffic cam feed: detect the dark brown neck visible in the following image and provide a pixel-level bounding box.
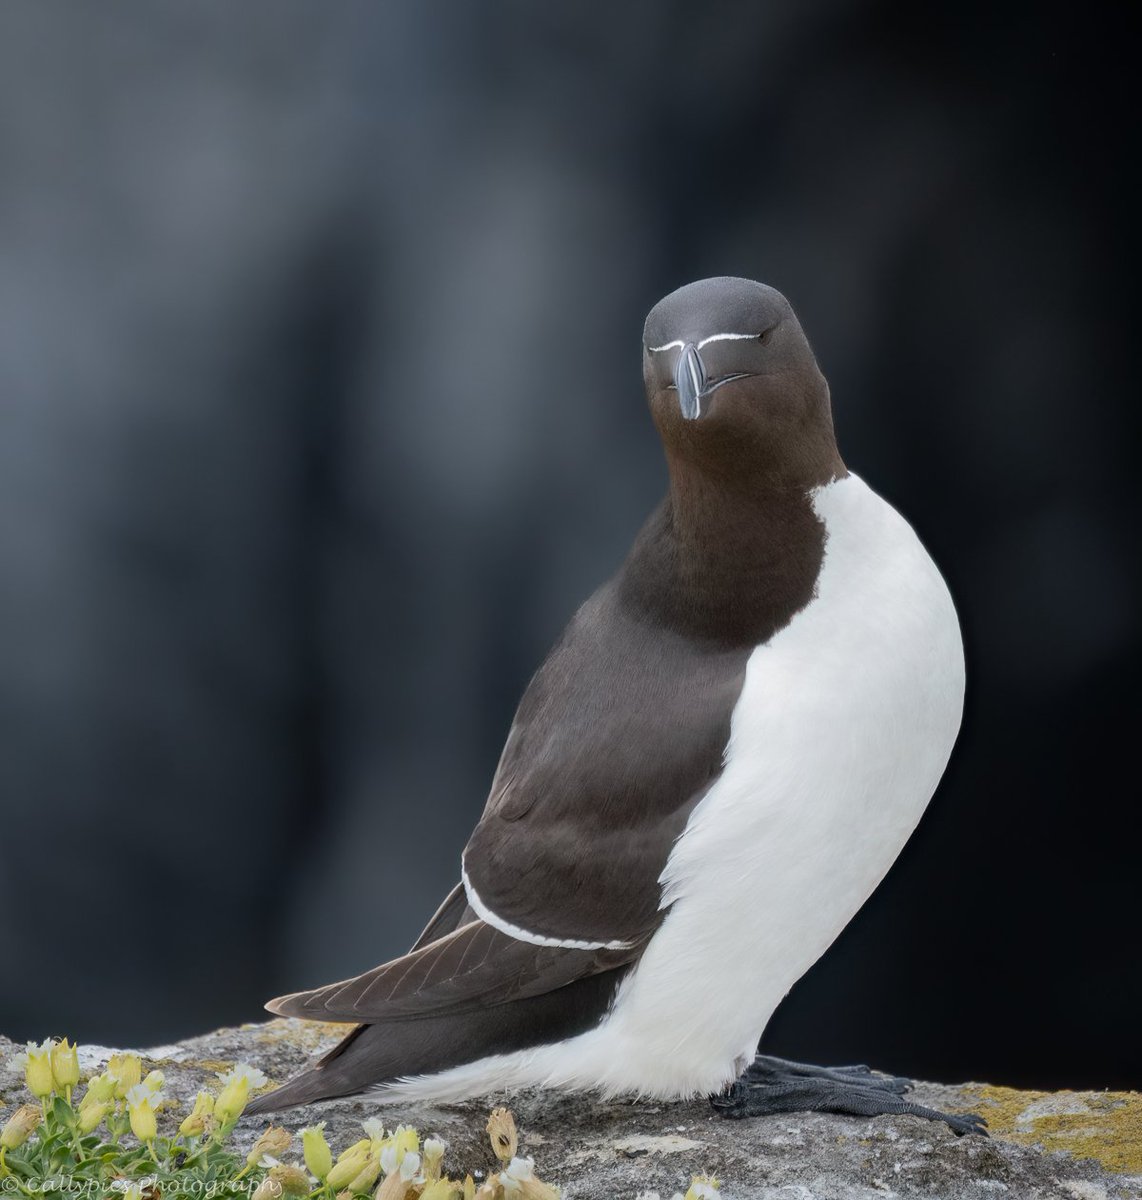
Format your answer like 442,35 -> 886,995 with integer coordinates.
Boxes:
618,458 -> 839,647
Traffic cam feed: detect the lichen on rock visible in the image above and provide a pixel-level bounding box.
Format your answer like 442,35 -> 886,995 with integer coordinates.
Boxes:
963,1083 -> 1142,1176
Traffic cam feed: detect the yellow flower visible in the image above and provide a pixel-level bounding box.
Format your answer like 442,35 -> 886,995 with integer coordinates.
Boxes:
107,1054 -> 142,1100
327,1140 -> 373,1190
178,1091 -> 215,1138
78,1101 -> 112,1134
302,1122 -> 333,1181
392,1127 -> 419,1158
485,1108 -> 518,1163
348,1154 -> 382,1194
214,1063 -> 267,1126
126,1082 -> 163,1142
463,1176 -> 476,1200
80,1072 -> 118,1108
268,1164 -> 311,1196
50,1039 -> 80,1094
1,1105 -> 42,1149
377,1125 -> 421,1177
18,1040 -> 57,1099
214,1077 -> 248,1125
142,1070 -> 164,1093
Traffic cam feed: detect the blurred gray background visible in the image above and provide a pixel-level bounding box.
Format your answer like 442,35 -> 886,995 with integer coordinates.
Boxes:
1,1 -> 1136,1089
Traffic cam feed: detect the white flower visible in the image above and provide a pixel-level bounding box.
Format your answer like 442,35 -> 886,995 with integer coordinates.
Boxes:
379,1140 -> 420,1179
689,1186 -> 718,1200
501,1157 -> 540,1194
216,1062 -> 268,1089
399,1151 -> 421,1182
11,1039 -> 55,1072
125,1082 -> 165,1106
504,1158 -> 535,1182
361,1117 -> 386,1140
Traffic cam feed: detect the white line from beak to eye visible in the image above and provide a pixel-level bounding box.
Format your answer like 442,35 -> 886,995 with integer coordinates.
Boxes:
646,332 -> 757,353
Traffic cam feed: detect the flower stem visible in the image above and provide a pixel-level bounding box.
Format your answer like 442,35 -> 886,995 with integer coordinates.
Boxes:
181,1139 -> 211,1169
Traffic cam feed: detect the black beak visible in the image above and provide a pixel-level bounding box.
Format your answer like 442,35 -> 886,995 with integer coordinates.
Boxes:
673,342 -> 707,420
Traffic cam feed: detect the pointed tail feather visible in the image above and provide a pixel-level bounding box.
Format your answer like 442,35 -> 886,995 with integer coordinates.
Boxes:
248,968 -> 631,1112
246,1064 -> 357,1114
245,1023 -> 367,1114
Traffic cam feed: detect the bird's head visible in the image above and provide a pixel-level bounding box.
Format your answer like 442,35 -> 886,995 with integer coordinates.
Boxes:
642,277 -> 843,487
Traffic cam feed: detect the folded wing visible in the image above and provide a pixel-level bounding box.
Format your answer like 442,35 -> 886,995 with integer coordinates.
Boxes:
265,917 -> 639,1022
462,580 -> 748,946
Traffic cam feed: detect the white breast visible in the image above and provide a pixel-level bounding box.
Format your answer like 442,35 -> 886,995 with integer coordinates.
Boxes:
379,473 -> 965,1104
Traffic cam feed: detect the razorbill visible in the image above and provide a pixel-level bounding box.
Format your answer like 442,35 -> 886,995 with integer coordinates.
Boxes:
248,277 -> 982,1136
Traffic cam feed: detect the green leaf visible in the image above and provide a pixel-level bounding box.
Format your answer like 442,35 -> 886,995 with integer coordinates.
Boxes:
2,1153 -> 35,1178
48,1097 -> 76,1130
34,1128 -> 68,1156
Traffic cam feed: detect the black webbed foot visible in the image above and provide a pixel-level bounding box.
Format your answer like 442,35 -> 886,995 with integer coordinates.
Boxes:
744,1054 -> 913,1096
711,1055 -> 987,1137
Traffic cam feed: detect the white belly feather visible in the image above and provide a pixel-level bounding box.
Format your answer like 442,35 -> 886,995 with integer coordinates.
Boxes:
379,473 -> 965,1103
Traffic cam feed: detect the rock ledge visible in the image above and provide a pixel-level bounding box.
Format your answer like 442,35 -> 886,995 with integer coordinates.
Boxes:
2,1022 -> 1138,1199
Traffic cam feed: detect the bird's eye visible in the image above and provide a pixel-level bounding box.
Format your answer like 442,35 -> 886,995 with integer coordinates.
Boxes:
757,328 -> 773,344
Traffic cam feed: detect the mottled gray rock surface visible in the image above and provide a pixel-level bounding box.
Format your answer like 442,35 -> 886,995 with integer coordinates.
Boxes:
2,1022 -> 1139,1199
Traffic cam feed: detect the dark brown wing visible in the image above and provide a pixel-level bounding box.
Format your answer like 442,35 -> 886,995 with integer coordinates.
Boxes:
269,535 -> 754,1028
265,918 -> 638,1023
462,579 -> 750,946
